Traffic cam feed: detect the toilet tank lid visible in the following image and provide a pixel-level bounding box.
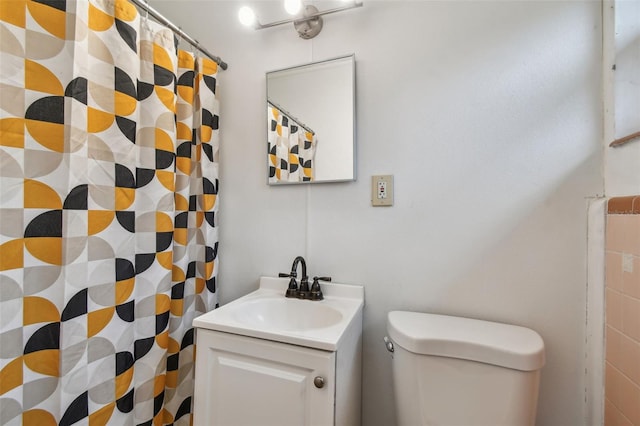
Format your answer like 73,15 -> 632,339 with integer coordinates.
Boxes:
387,311 -> 545,371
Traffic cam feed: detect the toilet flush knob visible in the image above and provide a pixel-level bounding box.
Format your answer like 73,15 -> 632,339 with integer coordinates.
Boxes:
314,376 -> 325,388
383,336 -> 394,353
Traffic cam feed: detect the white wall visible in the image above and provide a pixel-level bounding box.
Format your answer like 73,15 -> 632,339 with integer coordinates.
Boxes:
154,1 -> 604,424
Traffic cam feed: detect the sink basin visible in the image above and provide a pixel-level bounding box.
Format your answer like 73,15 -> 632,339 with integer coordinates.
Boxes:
192,276 -> 364,350
230,298 -> 343,331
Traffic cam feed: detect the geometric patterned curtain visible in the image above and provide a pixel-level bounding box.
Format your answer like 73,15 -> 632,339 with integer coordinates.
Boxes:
267,103 -> 316,183
0,0 -> 219,424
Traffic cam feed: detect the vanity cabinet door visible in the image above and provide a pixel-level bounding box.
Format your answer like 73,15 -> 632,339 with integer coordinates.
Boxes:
194,330 -> 336,426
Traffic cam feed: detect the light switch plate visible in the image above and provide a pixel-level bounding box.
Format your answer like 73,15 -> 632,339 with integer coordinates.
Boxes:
372,175 -> 393,206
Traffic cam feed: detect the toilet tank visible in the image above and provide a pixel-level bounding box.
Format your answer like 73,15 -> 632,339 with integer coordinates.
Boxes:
387,311 -> 545,426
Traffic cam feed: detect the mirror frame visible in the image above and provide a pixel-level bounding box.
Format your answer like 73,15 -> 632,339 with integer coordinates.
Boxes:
266,54 -> 356,185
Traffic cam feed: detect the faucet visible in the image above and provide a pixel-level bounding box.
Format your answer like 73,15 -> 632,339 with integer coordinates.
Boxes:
279,257 -> 331,300
279,256 -> 309,298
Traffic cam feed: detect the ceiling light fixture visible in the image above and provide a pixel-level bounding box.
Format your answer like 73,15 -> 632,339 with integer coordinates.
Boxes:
238,1 -> 363,39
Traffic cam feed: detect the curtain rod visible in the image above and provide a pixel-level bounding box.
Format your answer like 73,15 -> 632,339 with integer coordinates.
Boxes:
128,0 -> 228,70
268,101 -> 315,135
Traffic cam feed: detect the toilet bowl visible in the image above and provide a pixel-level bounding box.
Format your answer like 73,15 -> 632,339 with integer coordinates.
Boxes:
386,311 -> 545,426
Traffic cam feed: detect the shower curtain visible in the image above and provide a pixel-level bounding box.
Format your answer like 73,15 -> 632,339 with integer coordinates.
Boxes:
268,104 -> 317,183
0,0 -> 219,424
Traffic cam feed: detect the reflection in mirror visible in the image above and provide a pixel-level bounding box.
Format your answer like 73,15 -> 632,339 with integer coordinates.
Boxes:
267,55 -> 355,184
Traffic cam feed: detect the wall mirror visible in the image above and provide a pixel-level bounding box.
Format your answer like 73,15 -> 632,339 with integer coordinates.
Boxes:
267,55 -> 355,184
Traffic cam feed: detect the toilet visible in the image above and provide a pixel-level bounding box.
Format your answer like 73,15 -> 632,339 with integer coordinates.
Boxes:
386,311 -> 545,426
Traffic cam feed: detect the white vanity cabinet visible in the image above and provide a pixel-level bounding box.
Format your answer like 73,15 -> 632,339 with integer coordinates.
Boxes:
194,330 -> 335,426
192,277 -> 364,426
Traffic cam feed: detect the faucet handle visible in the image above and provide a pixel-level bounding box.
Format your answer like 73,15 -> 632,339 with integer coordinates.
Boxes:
310,276 -> 330,300
280,273 -> 298,298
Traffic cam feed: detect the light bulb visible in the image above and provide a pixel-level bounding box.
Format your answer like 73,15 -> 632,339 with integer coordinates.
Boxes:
238,6 -> 256,27
284,0 -> 302,15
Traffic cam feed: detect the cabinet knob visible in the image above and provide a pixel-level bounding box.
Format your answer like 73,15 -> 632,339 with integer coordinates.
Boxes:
314,376 -> 325,388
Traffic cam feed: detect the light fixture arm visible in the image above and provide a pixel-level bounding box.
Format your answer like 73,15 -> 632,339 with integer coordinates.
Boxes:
253,1 -> 363,31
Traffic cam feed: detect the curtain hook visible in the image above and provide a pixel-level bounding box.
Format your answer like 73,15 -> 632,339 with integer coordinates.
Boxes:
174,27 -> 188,55
191,38 -> 198,57
140,0 -> 151,32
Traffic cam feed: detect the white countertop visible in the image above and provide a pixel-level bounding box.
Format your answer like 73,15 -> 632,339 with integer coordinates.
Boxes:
193,276 -> 364,351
